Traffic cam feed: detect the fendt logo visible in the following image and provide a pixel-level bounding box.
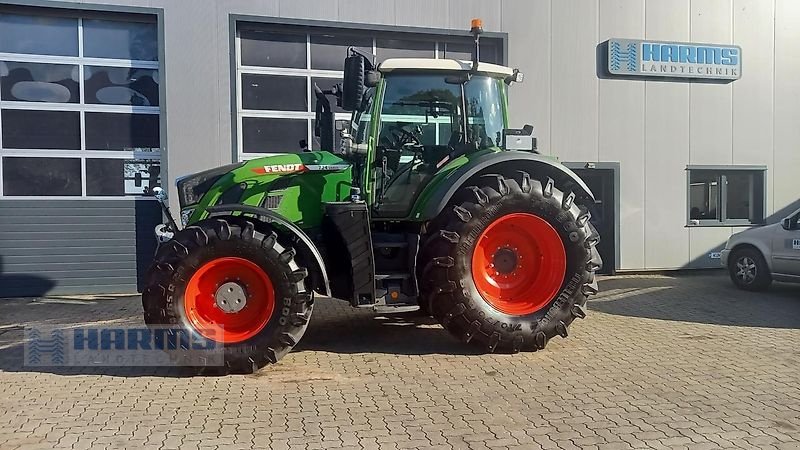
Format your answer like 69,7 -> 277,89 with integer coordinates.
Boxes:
607,38 -> 741,81
251,163 -> 306,175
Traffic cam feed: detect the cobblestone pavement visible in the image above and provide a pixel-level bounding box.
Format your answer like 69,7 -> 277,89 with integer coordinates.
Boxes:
1,273 -> 799,449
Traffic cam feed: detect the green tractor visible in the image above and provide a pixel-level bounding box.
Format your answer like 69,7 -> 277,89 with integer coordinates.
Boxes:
143,21 -> 601,372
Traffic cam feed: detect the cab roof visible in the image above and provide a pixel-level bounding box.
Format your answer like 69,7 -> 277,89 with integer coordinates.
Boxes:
378,58 -> 514,78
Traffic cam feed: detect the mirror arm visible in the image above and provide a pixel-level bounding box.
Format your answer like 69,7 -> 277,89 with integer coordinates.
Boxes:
348,47 -> 375,70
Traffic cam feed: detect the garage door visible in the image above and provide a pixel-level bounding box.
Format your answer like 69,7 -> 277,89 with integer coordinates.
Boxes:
0,7 -> 162,298
234,21 -> 504,159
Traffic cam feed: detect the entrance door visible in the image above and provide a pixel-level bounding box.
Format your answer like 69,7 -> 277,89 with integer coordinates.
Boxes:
570,167 -> 616,275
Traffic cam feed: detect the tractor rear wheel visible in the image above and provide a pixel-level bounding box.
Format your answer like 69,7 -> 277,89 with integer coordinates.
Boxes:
419,171 -> 601,352
142,217 -> 312,373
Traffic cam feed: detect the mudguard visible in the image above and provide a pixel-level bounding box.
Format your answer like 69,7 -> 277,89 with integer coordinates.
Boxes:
419,151 -> 596,220
206,204 -> 331,296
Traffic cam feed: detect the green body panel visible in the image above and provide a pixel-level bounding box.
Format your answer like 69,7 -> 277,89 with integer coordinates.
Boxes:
406,147 -> 498,220
189,151 -> 352,230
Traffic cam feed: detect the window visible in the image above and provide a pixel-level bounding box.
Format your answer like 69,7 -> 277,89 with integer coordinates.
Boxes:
0,10 -> 160,198
2,156 -> 81,196
0,14 -> 78,56
235,22 -> 503,159
687,167 -> 766,226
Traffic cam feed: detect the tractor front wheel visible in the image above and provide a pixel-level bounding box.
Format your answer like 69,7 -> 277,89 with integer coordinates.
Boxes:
142,217 -> 312,373
419,171 -> 601,352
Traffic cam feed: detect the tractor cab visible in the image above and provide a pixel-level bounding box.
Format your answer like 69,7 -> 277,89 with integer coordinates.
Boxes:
313,21 -> 531,220
354,60 -> 515,218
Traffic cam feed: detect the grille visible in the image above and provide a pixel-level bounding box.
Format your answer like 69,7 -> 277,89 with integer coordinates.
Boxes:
263,194 -> 283,210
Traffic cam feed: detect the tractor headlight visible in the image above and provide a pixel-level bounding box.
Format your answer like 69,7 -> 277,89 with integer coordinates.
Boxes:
175,162 -> 244,207
180,208 -> 195,227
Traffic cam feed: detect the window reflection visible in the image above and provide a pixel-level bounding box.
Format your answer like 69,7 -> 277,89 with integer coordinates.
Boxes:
0,61 -> 79,103
86,158 -> 160,196
0,14 -> 78,56
84,66 -> 159,106
1,109 -> 81,149
2,156 -> 82,196
85,112 -> 160,151
83,19 -> 158,61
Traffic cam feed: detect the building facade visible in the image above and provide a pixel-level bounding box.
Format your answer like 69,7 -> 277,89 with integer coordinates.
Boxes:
0,0 -> 798,296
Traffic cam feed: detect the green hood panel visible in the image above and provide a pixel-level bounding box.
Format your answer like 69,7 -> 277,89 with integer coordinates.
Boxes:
189,151 -> 352,229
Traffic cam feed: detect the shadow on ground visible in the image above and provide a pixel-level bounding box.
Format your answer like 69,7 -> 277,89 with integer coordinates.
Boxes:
2,273 -> 798,377
0,295 -> 194,377
594,272 -> 800,329
294,308 -> 482,356
0,294 -> 478,377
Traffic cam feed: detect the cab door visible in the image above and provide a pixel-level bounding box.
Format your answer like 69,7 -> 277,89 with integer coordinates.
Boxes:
771,211 -> 800,277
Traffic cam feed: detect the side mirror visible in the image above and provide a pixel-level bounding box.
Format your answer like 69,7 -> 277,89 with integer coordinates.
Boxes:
783,217 -> 795,230
342,49 -> 378,111
315,111 -> 338,153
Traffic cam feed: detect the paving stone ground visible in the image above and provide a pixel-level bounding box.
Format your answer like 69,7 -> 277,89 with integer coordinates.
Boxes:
1,273 -> 799,449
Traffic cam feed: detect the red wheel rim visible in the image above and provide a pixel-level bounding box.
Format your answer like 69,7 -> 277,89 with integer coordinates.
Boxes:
471,213 -> 566,316
183,257 -> 275,343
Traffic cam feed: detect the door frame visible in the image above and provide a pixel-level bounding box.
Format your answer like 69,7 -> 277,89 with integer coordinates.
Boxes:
564,162 -> 620,273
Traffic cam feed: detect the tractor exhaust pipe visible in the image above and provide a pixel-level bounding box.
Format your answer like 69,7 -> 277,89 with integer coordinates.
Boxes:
470,18 -> 483,72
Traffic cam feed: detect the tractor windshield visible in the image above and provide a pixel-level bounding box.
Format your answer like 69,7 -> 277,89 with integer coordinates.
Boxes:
379,74 -> 505,150
373,73 -> 505,217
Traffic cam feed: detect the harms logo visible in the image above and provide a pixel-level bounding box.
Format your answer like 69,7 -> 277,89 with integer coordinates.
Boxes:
610,41 -> 638,73
607,38 -> 741,81
25,328 -> 66,366
251,163 -> 306,175
24,325 -> 224,367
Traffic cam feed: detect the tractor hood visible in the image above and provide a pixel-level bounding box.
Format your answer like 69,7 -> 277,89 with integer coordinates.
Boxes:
177,152 -> 349,208
178,151 -> 353,229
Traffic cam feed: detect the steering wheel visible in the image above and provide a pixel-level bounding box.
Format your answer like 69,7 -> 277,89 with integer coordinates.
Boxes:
383,124 -> 422,150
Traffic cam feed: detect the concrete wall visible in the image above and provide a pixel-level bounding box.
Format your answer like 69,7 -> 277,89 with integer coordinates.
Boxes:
43,0 -> 800,270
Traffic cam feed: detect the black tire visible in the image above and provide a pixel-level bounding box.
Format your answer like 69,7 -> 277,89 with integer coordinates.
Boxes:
142,216 -> 313,373
728,247 -> 772,291
419,171 -> 601,352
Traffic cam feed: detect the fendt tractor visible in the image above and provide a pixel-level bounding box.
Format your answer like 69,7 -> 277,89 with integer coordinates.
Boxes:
144,20 -> 602,373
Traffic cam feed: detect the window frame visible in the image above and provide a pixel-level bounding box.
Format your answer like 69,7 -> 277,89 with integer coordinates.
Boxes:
0,7 -> 162,200
686,165 -> 767,227
232,17 -> 507,161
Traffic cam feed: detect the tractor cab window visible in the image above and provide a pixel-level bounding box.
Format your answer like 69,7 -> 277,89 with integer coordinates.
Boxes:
374,73 -> 504,217
352,88 -> 375,148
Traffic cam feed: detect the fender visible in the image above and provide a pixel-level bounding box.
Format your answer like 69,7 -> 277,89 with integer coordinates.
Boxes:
420,151 -> 596,220
206,204 -> 331,296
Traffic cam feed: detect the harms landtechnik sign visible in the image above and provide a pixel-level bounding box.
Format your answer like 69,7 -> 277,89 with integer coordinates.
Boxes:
607,39 -> 741,81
